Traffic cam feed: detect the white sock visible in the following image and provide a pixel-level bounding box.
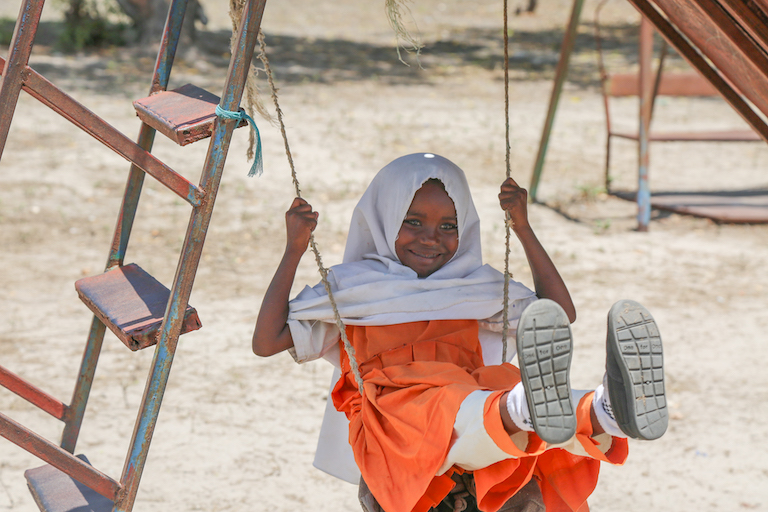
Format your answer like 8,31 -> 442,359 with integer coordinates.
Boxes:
592,374 -> 627,438
506,383 -> 534,432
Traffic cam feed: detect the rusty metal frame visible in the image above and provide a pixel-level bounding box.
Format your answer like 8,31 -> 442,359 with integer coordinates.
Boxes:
531,0 -> 768,230
0,58 -> 204,206
625,0 -> 768,139
0,0 -> 268,511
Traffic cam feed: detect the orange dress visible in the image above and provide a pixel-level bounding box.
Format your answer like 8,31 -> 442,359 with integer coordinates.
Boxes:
332,319 -> 628,512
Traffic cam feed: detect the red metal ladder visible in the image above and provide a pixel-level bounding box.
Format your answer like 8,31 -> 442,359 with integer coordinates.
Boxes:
0,0 -> 267,511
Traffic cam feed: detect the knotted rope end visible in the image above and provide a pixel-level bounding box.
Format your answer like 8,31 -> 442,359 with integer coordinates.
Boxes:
215,104 -> 264,177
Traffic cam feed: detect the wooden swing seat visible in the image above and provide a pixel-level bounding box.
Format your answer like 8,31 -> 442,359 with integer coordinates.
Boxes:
25,455 -> 114,512
133,83 -> 247,146
75,263 -> 201,351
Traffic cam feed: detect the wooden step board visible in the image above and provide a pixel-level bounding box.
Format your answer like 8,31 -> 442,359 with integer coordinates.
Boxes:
25,455 -> 114,512
133,84 -> 246,146
75,264 -> 202,351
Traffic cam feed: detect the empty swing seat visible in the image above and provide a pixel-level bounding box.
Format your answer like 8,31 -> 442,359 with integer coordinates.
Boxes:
25,455 -> 114,512
133,83 -> 247,146
76,263 -> 202,351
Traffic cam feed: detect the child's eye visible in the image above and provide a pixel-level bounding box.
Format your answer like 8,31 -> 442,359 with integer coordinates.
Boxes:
441,223 -> 458,230
403,218 -> 420,227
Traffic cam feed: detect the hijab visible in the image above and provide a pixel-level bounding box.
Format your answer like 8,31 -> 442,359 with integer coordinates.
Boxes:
287,153 -> 535,326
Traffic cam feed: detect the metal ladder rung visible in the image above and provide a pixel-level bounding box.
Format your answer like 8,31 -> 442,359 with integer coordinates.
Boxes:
25,455 -> 114,512
75,263 -> 202,351
133,84 -> 246,146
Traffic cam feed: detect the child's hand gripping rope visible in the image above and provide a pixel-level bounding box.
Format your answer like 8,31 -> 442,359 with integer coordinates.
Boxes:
285,197 -> 319,256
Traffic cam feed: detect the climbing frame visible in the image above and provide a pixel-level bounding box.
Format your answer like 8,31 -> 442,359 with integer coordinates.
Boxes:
0,0 -> 267,511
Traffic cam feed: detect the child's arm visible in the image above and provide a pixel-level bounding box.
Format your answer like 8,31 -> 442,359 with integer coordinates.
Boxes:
499,177 -> 577,323
252,198 -> 319,356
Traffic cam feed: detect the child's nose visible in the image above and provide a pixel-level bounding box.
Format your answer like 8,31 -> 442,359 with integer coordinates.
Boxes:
419,227 -> 440,244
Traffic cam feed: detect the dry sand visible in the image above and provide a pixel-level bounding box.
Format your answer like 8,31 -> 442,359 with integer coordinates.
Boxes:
1,0 -> 767,511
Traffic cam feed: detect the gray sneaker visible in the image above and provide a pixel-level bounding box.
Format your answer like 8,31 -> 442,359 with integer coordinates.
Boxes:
516,299 -> 576,444
606,300 -> 668,440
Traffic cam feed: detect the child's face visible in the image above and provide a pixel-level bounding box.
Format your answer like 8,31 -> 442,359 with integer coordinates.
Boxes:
395,180 -> 459,278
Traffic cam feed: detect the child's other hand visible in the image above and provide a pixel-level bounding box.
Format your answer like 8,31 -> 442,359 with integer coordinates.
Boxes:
285,197 -> 318,254
498,177 -> 529,230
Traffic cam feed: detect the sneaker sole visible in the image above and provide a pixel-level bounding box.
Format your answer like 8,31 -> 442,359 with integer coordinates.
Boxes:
606,300 -> 668,440
516,299 -> 576,444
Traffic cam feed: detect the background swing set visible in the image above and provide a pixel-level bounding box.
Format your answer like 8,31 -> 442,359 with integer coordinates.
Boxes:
2,0 -> 768,511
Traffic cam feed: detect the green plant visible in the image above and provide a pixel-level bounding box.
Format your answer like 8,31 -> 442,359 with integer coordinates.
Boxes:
0,17 -> 15,46
56,0 -> 128,51
577,183 -> 606,203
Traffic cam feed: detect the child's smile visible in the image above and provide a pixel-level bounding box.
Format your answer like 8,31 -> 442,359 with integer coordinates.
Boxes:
395,179 -> 459,277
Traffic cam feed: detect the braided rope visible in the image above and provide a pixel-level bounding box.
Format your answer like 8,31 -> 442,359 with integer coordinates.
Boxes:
501,0 -> 513,364
256,31 -> 366,397
228,0 -> 274,162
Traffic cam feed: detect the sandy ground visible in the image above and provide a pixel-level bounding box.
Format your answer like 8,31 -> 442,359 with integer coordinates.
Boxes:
2,0 -> 768,511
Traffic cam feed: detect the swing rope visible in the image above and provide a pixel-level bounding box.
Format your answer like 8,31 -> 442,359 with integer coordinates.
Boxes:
256,31 -> 366,397
501,0 -> 514,364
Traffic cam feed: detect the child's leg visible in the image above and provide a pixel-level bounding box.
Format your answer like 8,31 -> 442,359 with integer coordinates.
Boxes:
513,299 -> 577,444
601,299 -> 668,440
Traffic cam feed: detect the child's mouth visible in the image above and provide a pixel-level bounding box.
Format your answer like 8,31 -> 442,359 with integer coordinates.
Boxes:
410,250 -> 440,260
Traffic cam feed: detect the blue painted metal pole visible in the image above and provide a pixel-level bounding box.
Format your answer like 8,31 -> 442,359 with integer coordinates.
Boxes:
637,17 -> 653,231
60,317 -> 106,452
529,0 -> 585,201
0,0 -> 45,161
114,1 -> 267,510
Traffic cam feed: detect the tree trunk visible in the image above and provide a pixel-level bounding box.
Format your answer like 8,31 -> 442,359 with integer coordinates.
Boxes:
113,0 -> 207,48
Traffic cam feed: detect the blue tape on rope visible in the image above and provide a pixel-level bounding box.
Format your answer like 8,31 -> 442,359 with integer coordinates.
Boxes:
215,105 -> 263,177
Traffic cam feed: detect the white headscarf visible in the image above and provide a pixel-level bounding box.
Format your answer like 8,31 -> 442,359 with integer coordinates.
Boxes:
343,152 -> 481,276
288,153 -> 535,327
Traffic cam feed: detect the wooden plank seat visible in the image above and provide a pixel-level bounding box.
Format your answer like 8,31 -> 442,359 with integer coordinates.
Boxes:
25,455 -> 114,512
133,83 -> 246,146
75,263 -> 201,351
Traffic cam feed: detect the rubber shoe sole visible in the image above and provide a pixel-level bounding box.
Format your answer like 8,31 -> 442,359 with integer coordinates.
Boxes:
606,300 -> 668,440
516,299 -> 576,444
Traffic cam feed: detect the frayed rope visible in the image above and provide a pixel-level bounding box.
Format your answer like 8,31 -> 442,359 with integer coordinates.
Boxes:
215,104 -> 263,177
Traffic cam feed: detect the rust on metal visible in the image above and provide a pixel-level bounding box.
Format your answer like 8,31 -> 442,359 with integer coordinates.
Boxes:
0,0 -> 44,159
651,0 -> 768,117
605,71 -> 721,97
0,56 -> 204,207
0,366 -> 67,420
60,317 -> 107,454
1,0 -> 268,511
134,83 -> 246,146
626,0 -> 768,142
0,413 -> 121,501
75,264 -> 202,351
